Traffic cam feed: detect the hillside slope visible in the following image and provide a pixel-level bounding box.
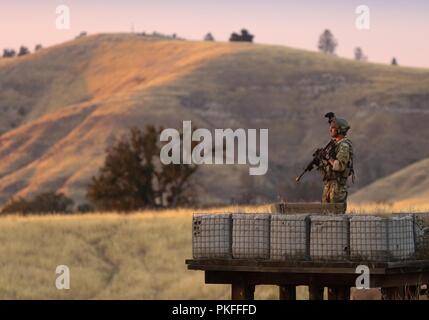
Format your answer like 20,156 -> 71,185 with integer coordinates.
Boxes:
1,33 -> 429,207
350,157 -> 429,206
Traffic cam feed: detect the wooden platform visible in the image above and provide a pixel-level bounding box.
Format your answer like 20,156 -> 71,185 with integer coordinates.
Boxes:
186,258 -> 429,300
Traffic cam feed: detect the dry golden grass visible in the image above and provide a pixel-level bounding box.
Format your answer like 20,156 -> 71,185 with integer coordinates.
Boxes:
84,36 -> 249,100
0,202 -> 427,299
0,204 -> 279,300
348,202 -> 429,215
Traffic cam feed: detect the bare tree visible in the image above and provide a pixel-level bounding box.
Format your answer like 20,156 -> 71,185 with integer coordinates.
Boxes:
318,29 -> 337,54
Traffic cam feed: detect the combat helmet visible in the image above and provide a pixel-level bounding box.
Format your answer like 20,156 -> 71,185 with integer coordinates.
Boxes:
325,112 -> 350,135
331,117 -> 350,135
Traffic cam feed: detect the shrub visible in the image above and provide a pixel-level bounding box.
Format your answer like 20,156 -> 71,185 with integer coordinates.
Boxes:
1,192 -> 74,215
2,49 -> 16,58
17,46 -> 30,57
229,29 -> 254,42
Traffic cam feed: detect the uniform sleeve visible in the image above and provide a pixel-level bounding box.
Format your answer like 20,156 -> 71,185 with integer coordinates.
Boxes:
332,142 -> 350,172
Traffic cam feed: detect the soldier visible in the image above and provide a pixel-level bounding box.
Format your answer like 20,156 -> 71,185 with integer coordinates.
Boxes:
321,116 -> 354,212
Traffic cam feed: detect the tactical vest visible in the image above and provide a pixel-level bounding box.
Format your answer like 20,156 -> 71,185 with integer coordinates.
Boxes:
323,138 -> 354,184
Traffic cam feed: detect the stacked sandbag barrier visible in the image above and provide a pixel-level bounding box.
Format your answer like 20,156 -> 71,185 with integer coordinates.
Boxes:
192,214 -> 232,259
232,214 -> 270,259
192,212 -> 420,262
350,215 -> 415,261
310,215 -> 350,261
270,214 -> 310,260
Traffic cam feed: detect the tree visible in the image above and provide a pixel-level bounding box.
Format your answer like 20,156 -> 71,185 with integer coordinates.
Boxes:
86,126 -> 198,211
2,49 -> 16,58
391,57 -> 398,66
17,46 -> 30,56
31,192 -> 74,213
35,44 -> 43,52
354,47 -> 367,61
204,32 -> 215,41
1,192 -> 74,215
0,197 -> 30,214
229,29 -> 254,42
318,29 -> 337,54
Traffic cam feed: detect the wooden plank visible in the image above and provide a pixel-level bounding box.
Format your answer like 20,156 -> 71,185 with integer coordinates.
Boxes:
386,260 -> 429,269
186,259 -> 388,274
279,285 -> 296,300
205,270 -> 429,289
186,258 -> 390,269
205,271 -> 360,286
270,202 -> 346,214
186,259 -> 429,275
190,263 -> 386,274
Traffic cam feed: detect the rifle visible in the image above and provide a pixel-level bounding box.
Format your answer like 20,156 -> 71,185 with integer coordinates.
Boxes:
294,111 -> 338,183
295,139 -> 336,183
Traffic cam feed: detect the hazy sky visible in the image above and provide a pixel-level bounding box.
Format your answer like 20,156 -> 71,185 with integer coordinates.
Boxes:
1,0 -> 428,68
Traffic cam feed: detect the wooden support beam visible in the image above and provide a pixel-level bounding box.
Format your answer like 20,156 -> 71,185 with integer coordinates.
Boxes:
328,286 -> 350,300
309,285 -> 324,300
231,283 -> 255,300
279,285 -> 296,300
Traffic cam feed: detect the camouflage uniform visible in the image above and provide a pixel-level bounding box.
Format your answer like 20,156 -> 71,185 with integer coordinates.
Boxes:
321,137 -> 353,212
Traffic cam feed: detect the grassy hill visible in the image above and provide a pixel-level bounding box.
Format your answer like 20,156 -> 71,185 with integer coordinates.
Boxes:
1,33 -> 429,207
350,157 -> 429,207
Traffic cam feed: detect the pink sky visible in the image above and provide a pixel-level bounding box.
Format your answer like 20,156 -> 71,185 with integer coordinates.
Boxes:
0,0 -> 428,68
